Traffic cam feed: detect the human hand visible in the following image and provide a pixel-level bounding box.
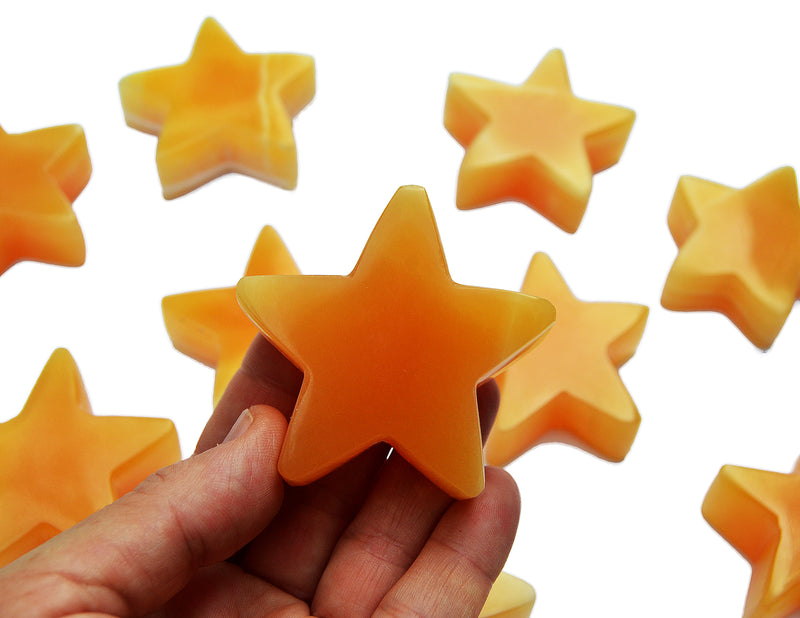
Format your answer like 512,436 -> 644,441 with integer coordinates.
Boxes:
0,336 -> 520,617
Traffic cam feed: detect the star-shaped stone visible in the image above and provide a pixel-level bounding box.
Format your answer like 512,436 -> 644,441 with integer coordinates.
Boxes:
703,463 -> 800,618
444,49 -> 635,233
0,123 -> 91,275
119,17 -> 315,199
236,186 -> 555,499
661,167 -> 800,349
480,572 -> 536,617
162,226 -> 300,406
0,349 -> 180,567
485,253 -> 647,466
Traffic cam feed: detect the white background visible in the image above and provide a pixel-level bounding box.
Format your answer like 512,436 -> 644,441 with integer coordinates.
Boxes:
1,1 -> 799,616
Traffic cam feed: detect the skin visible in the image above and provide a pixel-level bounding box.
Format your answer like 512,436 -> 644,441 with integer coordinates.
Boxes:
0,336 -> 521,617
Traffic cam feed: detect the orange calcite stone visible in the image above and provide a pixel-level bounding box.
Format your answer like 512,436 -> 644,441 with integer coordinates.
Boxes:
236,186 -> 555,499
0,349 -> 180,567
486,253 -> 647,466
444,49 -> 635,233
479,572 -> 536,618
162,226 -> 300,405
0,124 -> 91,275
703,463 -> 800,618
662,168 -> 800,349
119,17 -> 315,199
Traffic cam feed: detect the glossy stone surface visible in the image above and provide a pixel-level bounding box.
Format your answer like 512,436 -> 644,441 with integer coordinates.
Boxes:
662,167 -> 800,349
0,349 -> 180,567
237,186 -> 555,499
444,49 -> 634,233
0,124 -> 90,275
119,17 -> 315,198
486,253 -> 647,465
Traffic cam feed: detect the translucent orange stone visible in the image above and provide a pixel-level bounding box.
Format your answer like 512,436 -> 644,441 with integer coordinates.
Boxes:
0,123 -> 91,275
162,226 -> 300,405
0,349 -> 180,567
703,463 -> 800,618
237,186 -> 555,499
119,17 -> 315,199
662,167 -> 800,349
486,253 -> 647,466
444,49 -> 635,233
480,572 -> 536,618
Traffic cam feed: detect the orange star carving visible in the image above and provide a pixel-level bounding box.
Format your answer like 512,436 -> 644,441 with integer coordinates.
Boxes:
0,123 -> 91,275
703,463 -> 800,618
480,572 -> 536,617
662,167 -> 800,349
236,186 -> 555,499
119,17 -> 315,198
162,226 -> 300,406
444,49 -> 635,233
0,349 -> 180,567
485,253 -> 647,466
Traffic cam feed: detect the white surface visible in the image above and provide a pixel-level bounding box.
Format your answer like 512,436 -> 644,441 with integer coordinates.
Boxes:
1,1 -> 799,616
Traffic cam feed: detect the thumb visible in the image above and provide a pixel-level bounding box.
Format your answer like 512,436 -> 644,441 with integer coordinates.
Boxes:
0,405 -> 287,617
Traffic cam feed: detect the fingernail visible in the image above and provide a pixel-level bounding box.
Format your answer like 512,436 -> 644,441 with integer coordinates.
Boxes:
223,408 -> 253,444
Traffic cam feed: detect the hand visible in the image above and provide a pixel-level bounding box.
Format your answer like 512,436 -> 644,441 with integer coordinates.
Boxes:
0,336 -> 520,617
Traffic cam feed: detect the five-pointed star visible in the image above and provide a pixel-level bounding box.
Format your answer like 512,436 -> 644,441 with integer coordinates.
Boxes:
236,186 -> 555,499
0,123 -> 91,275
119,17 -> 315,199
0,349 -> 180,567
661,167 -> 800,349
162,226 -> 300,406
444,49 -> 635,233
485,253 -> 647,466
703,464 -> 800,618
479,572 -> 536,617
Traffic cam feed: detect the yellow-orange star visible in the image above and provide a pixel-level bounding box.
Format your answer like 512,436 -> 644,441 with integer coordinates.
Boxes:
444,49 -> 635,233
703,463 -> 800,618
0,123 -> 91,275
119,17 -> 315,199
480,572 -> 536,617
0,349 -> 180,567
236,186 -> 555,499
162,226 -> 300,406
485,253 -> 647,466
661,168 -> 800,349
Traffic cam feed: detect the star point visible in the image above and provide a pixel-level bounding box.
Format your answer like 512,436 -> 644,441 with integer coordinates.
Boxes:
444,50 -> 635,233
0,123 -> 91,275
0,349 -> 180,567
236,186 -> 555,499
119,17 -> 315,199
486,253 -> 647,466
661,167 -> 800,349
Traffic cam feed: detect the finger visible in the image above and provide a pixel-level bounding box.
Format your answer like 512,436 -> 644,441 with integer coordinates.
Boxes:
237,443 -> 390,601
376,466 -> 520,617
309,381 -> 499,616
0,406 -> 287,617
196,335 -> 302,453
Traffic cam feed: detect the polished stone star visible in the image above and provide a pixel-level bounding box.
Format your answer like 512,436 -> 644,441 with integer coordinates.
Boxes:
444,49 -> 635,233
703,463 -> 800,618
0,349 -> 180,567
0,123 -> 90,275
486,253 -> 647,466
662,167 -> 800,349
236,186 -> 555,499
162,226 -> 300,406
119,17 -> 315,198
